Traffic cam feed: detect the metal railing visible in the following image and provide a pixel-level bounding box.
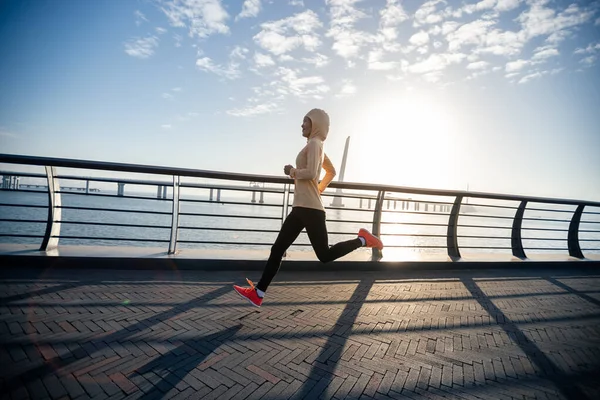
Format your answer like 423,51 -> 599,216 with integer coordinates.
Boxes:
1,153 -> 599,261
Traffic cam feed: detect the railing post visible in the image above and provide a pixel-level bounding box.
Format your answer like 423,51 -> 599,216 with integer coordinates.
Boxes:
447,195 -> 462,260
168,176 -> 180,254
568,204 -> 585,259
371,190 -> 385,261
511,200 -> 527,259
40,166 -> 61,251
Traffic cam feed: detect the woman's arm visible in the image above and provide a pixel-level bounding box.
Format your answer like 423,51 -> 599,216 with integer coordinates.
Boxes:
318,153 -> 336,194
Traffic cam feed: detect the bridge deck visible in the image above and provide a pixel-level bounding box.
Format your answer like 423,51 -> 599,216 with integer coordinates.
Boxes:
1,266 -> 599,399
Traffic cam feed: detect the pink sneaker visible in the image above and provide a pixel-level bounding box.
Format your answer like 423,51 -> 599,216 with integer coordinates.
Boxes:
358,228 -> 383,250
233,278 -> 263,307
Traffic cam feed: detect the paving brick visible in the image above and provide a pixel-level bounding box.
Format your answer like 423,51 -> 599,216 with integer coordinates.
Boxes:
2,268 -> 600,400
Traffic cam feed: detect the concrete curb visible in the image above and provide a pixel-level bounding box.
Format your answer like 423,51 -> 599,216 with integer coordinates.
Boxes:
1,254 -> 599,271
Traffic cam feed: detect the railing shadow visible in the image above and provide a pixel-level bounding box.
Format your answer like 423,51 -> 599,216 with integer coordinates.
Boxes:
460,276 -> 592,400
294,278 -> 374,398
2,285 -> 233,392
545,276 -> 600,307
131,325 -> 242,399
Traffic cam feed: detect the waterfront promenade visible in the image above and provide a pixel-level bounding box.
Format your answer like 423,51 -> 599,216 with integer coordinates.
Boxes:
1,266 -> 599,400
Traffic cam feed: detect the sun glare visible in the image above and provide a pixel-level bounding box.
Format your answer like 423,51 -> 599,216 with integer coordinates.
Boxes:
353,92 -> 458,188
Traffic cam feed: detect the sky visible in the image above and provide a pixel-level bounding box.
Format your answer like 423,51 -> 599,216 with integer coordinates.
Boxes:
0,0 -> 599,202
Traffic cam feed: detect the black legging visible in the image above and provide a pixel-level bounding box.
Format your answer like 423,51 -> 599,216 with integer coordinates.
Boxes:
256,206 -> 362,292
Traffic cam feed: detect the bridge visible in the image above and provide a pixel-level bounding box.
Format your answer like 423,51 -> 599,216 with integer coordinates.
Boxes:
0,153 -> 599,400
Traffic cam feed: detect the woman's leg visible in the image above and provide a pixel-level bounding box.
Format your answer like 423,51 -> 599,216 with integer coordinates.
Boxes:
301,208 -> 362,263
256,208 -> 305,292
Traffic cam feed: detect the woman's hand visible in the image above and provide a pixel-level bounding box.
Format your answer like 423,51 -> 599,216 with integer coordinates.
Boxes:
284,164 -> 294,176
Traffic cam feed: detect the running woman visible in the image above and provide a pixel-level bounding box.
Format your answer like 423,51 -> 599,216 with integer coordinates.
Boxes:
233,108 -> 383,307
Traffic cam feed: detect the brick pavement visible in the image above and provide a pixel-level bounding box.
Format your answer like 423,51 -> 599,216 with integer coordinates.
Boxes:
1,267 -> 599,400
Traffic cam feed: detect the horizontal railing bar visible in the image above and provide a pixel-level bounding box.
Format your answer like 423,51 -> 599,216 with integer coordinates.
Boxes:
521,227 -> 568,232
3,153 -> 600,207
381,221 -> 449,227
459,214 -> 513,220
324,206 -> 378,213
58,206 -> 172,215
522,247 -> 568,250
0,171 -> 47,179
60,221 -> 172,229
522,217 -> 570,223
179,226 -> 280,233
382,210 -> 450,217
328,218 -> 373,224
57,174 -> 173,186
580,239 -> 600,241
0,219 -> 46,223
178,212 -> 282,220
525,207 -> 574,213
177,240 -> 279,245
180,182 -> 284,194
584,211 -> 600,215
382,245 -> 448,248
0,234 -> 44,238
450,246 -> 512,249
53,235 -> 170,242
580,230 -> 600,233
0,189 -> 49,195
57,191 -> 170,202
520,237 -> 568,241
461,203 -> 518,210
179,198 -> 282,208
380,233 -> 447,237
0,203 -> 47,209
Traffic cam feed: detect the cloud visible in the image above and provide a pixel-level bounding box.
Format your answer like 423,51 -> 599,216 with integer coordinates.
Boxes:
409,31 -> 430,46
134,10 -> 148,26
495,0 -> 522,12
254,52 -> 275,67
161,124 -> 172,129
289,0 -> 304,6
446,19 -> 495,52
173,34 -> 183,47
505,59 -> 529,72
407,53 -> 465,75
467,61 -> 489,70
196,56 -> 241,79
254,10 -> 322,55
155,27 -> 168,34
574,42 -> 600,55
574,42 -> 600,67
160,0 -> 229,39
377,0 -> 409,48
326,0 -> 373,60
301,53 -> 329,67
367,49 -> 400,70
172,87 -> 182,92
124,36 -> 159,59
532,46 -> 559,60
227,102 -> 280,117
462,0 -> 497,15
162,93 -> 175,100
335,79 -> 357,98
517,1 -> 594,42
518,71 -> 542,84
414,0 -> 445,26
275,67 -> 330,99
237,0 -> 261,20
230,46 -> 249,59
596,17 -> 600,26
